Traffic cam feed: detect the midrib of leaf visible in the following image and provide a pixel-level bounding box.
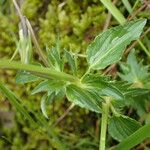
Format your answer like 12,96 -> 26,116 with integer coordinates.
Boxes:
90,34 -> 112,64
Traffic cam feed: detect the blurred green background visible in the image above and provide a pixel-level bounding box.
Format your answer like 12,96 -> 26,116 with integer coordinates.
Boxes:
0,0 -> 150,149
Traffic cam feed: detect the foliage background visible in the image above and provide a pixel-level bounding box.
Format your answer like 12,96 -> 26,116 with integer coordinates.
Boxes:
0,0 -> 150,149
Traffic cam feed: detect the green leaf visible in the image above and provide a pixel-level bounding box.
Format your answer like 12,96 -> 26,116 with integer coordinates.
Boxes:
115,123 -> 150,150
125,88 -> 150,98
118,50 -> 149,86
0,80 -> 36,126
66,84 -> 102,113
46,42 -> 64,71
82,74 -> 124,100
86,19 -> 146,70
31,80 -> 65,95
18,19 -> 33,64
41,93 -> 55,119
65,50 -> 77,75
108,115 -> 141,142
16,71 -> 40,84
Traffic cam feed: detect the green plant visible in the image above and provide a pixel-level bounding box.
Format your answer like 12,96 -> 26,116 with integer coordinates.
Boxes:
1,17 -> 150,150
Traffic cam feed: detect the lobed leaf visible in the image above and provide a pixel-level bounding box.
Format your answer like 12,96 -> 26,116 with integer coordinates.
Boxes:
118,49 -> 149,86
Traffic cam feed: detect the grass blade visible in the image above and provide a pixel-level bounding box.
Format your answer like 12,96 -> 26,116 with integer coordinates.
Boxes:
115,123 -> 150,150
0,80 -> 37,126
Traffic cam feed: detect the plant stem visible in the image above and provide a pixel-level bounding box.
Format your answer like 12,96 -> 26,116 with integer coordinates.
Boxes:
137,39 -> 150,58
0,60 -> 77,82
99,99 -> 110,150
122,0 -> 132,14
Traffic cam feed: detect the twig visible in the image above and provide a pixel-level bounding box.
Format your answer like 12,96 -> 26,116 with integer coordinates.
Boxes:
12,0 -> 23,22
53,103 -> 75,126
127,3 -> 147,20
133,140 -> 150,150
103,0 -> 118,31
25,19 -> 50,66
103,64 -> 116,75
12,0 -> 49,67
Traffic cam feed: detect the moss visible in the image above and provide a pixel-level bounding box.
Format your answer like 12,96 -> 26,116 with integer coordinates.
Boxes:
22,0 -> 42,20
38,1 -> 105,52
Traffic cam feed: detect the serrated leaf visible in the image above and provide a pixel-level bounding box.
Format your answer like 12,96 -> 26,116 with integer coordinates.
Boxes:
31,80 -> 65,95
108,115 -> 141,142
86,19 -> 146,70
41,93 -> 55,119
46,40 -> 64,71
16,71 -> 40,84
66,84 -> 102,113
82,74 -> 124,100
65,50 -> 77,75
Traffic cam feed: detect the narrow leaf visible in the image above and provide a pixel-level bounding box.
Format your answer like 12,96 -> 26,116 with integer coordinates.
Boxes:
0,81 -> 36,125
86,19 -> 146,70
46,45 -> 63,71
65,50 -> 77,75
16,71 -> 40,84
41,93 -> 55,119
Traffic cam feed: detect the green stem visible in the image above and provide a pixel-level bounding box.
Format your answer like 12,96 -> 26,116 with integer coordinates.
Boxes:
100,99 -> 110,150
0,60 -> 77,82
137,39 -> 150,58
122,0 -> 132,14
81,67 -> 91,80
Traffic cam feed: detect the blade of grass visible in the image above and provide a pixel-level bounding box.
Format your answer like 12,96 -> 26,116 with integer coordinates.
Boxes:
122,0 -> 132,13
115,123 -> 150,150
0,80 -> 37,126
100,0 -> 126,25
